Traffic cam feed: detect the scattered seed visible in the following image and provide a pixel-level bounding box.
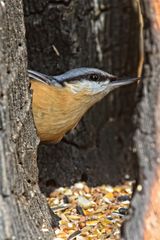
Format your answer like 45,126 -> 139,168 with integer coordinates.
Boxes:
76,205 -> 85,216
63,195 -> 70,204
86,220 -> 99,226
77,196 -> 93,209
118,207 -> 128,215
67,230 -> 81,240
50,204 -> 70,212
46,181 -> 133,239
117,195 -> 130,202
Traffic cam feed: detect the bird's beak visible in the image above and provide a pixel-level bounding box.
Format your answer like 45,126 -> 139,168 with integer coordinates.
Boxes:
109,77 -> 140,87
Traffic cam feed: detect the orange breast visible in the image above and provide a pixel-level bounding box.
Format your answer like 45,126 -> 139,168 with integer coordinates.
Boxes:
30,80 -> 91,143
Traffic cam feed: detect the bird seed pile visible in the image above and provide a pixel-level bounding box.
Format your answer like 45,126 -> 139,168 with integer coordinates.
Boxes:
44,181 -> 133,240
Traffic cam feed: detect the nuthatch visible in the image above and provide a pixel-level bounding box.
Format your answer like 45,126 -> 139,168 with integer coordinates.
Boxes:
28,68 -> 139,143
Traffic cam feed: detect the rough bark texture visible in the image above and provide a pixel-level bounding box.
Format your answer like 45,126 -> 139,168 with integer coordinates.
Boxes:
122,0 -> 160,239
0,0 -> 53,239
24,0 -> 142,194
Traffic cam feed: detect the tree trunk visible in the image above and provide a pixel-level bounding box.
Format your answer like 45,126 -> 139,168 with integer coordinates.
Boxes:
24,0 -> 142,194
122,1 -> 160,239
0,1 -> 53,239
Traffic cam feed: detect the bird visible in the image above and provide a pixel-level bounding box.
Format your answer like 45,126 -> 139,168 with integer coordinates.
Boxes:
28,68 -> 139,143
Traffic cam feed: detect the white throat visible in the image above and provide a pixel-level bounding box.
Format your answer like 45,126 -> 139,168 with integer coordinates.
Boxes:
65,79 -> 111,96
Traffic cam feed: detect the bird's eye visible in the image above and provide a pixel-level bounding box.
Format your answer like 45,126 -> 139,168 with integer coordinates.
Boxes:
90,74 -> 99,81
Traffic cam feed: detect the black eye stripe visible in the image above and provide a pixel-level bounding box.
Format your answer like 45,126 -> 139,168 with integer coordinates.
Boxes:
58,73 -> 111,83
90,74 -> 99,81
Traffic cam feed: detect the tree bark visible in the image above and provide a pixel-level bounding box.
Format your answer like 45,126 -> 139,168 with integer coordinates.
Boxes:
24,0 -> 142,194
122,1 -> 160,239
0,1 -> 53,239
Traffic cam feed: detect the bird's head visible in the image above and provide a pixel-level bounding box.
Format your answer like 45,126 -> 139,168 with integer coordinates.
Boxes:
53,67 -> 139,102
